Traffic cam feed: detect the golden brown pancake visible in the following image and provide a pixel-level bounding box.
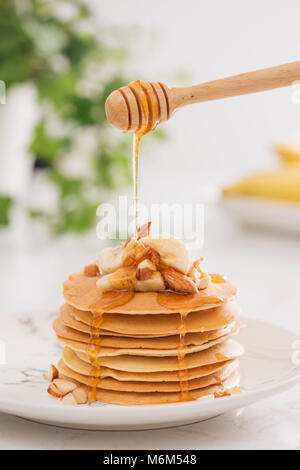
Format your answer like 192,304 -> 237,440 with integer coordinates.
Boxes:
61,346 -> 238,381
65,339 -> 244,372
60,304 -> 158,337
53,316 -> 236,349
58,370 -> 240,405
58,357 -> 238,392
57,323 -> 240,358
62,301 -> 240,336
63,272 -> 237,314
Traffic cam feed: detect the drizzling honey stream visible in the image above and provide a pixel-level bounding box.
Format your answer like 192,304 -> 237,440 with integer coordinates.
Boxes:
128,80 -> 161,238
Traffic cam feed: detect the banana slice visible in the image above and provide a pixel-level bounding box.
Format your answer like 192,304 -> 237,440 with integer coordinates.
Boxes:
142,236 -> 191,274
97,246 -> 125,274
96,274 -> 112,292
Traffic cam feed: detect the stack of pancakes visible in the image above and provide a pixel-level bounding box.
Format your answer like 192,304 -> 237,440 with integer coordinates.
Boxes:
52,271 -> 244,405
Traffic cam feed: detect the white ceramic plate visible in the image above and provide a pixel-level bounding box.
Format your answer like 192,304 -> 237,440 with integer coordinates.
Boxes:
0,311 -> 299,430
222,196 -> 300,235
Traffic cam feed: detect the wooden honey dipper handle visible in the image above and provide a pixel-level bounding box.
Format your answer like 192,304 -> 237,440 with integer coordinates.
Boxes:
105,61 -> 300,132
171,61 -> 300,108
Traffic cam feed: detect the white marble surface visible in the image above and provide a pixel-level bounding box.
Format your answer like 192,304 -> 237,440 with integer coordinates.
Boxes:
0,386 -> 299,450
0,206 -> 299,449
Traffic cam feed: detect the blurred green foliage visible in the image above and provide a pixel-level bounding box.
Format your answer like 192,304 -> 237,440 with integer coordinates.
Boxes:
0,195 -> 13,226
0,0 -> 166,233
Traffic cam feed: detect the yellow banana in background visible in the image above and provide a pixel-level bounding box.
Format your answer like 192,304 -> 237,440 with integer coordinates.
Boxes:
223,144 -> 300,203
275,144 -> 300,165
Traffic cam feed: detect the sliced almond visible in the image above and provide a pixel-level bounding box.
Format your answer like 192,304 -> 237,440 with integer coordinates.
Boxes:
44,364 -> 58,382
189,265 -> 199,281
125,222 -> 152,246
136,268 -> 153,281
84,263 -> 100,277
150,249 -> 160,266
136,271 -> 165,292
72,387 -> 88,404
162,267 -> 198,294
61,392 -> 78,405
193,257 -> 204,271
61,387 -> 88,406
136,259 -> 156,281
137,222 -> 152,239
123,241 -> 151,266
197,273 -> 210,289
47,382 -> 63,398
189,258 -> 210,290
52,378 -> 77,396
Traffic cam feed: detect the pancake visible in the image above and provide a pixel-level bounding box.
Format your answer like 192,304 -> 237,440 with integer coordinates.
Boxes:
61,347 -> 238,382
62,301 -> 240,336
58,357 -> 238,392
60,304 -> 161,338
68,339 -> 244,372
57,323 -> 240,358
57,370 -> 240,405
63,272 -> 237,314
53,317 -> 236,349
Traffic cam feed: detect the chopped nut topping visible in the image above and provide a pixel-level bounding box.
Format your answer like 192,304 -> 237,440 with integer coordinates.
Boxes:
44,364 -> 59,382
84,263 -> 100,277
136,259 -> 156,280
161,267 -> 198,294
124,222 -> 152,246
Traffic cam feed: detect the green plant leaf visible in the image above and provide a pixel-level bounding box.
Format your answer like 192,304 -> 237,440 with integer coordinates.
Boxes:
0,0 -> 171,235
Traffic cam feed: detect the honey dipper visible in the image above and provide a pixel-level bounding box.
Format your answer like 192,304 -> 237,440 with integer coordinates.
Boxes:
105,61 -> 300,133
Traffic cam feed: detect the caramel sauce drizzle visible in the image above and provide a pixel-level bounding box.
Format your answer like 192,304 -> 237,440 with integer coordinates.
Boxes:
86,290 -> 134,402
157,291 -> 224,402
210,273 -> 226,283
176,313 -> 194,402
157,291 -> 223,312
86,313 -> 103,402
